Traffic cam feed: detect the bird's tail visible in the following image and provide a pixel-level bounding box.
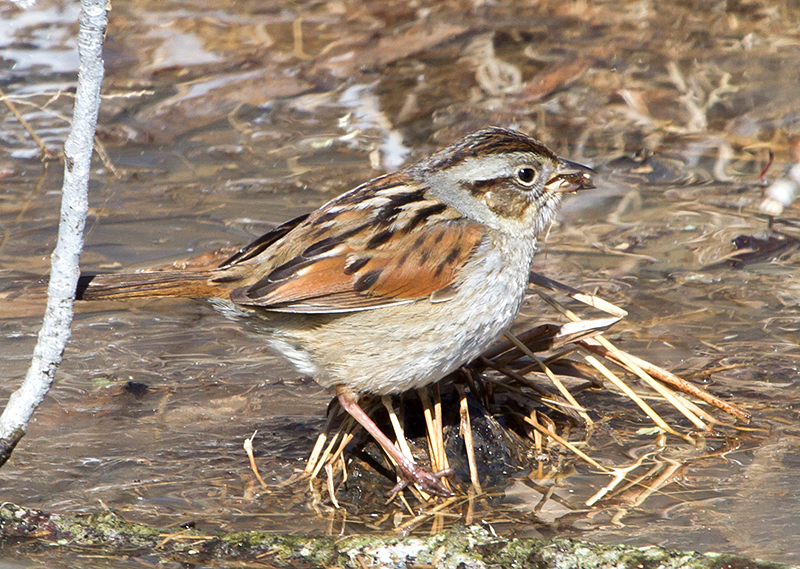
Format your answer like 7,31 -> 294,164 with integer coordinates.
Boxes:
76,271 -> 224,301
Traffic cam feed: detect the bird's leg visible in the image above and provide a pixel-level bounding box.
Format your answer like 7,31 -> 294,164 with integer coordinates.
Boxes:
334,385 -> 453,497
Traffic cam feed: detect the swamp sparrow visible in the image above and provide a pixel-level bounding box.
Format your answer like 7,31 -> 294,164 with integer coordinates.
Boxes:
77,127 -> 593,496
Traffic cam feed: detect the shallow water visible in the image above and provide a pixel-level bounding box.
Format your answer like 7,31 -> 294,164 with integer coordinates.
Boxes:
2,0 -> 800,565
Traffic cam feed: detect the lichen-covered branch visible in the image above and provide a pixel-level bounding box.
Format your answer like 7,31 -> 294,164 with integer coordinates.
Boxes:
0,0 -> 108,466
0,504 -> 791,569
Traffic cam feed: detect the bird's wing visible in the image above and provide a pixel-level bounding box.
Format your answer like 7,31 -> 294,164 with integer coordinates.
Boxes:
223,173 -> 484,313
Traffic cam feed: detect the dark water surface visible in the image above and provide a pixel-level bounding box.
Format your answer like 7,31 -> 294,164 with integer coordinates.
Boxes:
2,0 -> 800,565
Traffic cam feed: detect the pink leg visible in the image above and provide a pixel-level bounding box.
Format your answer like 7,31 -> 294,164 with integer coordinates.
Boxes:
335,385 -> 453,497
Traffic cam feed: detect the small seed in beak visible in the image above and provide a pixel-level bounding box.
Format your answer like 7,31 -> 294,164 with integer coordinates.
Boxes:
546,171 -> 595,193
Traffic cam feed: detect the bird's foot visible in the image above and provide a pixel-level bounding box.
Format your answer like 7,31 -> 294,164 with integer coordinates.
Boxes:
391,464 -> 454,497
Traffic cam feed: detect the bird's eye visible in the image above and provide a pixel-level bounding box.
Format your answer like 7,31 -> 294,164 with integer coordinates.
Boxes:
516,166 -> 536,186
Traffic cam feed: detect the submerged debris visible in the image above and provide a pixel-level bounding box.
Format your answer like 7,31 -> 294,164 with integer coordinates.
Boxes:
728,233 -> 800,268
703,232 -> 800,269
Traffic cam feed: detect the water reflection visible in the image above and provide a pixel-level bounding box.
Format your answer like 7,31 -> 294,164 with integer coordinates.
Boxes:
339,82 -> 411,169
1,0 -> 800,565
0,2 -> 80,73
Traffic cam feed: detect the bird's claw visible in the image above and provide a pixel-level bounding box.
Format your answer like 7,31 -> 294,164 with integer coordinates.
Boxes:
392,465 -> 454,497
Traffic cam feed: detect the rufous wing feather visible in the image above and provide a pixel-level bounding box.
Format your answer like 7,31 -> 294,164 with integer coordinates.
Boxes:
229,219 -> 484,313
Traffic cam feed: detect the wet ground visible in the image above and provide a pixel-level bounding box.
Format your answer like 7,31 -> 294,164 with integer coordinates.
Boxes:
1,0 -> 800,566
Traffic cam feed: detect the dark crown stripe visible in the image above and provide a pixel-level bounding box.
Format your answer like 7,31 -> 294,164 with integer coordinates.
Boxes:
426,127 -> 558,171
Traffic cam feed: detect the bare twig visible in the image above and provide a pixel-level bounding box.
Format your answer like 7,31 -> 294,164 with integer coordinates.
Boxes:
0,0 -> 108,467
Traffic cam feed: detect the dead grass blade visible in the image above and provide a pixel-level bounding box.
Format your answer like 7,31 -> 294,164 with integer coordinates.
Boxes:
536,290 -> 705,434
523,414 -> 608,472
505,331 -> 593,425
579,341 -> 750,422
529,271 -> 627,318
243,431 -> 267,490
456,383 -> 482,493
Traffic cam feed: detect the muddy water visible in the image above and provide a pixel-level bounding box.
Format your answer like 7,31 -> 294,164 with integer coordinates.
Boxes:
2,0 -> 800,565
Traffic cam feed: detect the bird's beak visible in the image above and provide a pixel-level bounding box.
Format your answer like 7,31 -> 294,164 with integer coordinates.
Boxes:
545,158 -> 595,193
